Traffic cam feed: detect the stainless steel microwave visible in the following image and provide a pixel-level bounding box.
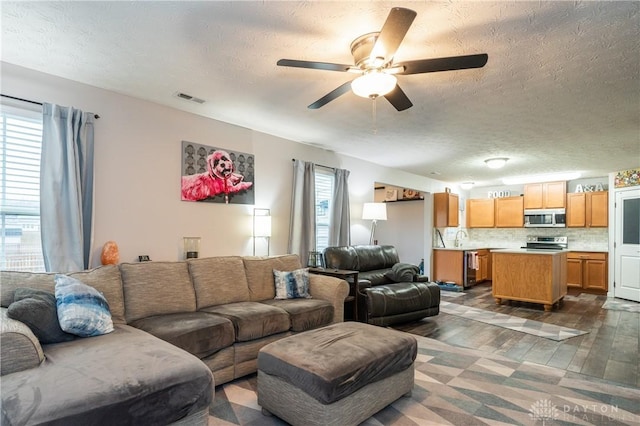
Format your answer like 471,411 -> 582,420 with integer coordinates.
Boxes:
524,208 -> 566,228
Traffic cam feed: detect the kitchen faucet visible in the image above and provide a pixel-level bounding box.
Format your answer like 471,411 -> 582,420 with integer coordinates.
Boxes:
454,230 -> 468,248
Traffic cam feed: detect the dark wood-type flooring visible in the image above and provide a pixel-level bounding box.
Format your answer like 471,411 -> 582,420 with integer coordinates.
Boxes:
393,283 -> 640,388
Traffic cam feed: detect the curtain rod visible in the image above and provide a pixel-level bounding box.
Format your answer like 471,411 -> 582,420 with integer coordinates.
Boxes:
1,93 -> 100,119
291,158 -> 336,171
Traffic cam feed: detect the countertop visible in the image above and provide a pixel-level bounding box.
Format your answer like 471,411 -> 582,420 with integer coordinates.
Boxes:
491,248 -> 568,255
432,247 -> 496,251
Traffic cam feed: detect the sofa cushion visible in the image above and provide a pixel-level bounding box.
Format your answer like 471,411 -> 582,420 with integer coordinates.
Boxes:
120,261 -> 197,323
273,268 -> 311,299
364,281 -> 440,317
188,256 -> 250,309
7,288 -> 75,344
0,308 -> 45,375
0,324 -> 213,425
355,245 -> 399,272
55,275 -> 114,337
131,312 -> 235,359
243,255 -> 302,301
260,299 -> 333,332
69,265 -> 126,324
324,246 -> 359,270
0,266 -> 126,324
359,269 -> 394,286
201,302 -> 290,342
384,263 -> 420,283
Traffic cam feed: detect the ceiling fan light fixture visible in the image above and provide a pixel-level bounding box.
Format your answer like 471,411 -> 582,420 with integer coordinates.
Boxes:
460,182 -> 475,190
351,71 -> 397,98
485,157 -> 509,169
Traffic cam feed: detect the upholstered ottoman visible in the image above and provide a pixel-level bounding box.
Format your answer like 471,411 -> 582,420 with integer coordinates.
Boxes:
257,322 -> 417,426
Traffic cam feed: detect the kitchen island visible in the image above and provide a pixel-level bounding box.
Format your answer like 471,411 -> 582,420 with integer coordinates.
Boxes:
491,249 -> 567,311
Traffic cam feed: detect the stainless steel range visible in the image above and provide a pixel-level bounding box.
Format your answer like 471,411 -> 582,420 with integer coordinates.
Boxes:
522,235 -> 568,250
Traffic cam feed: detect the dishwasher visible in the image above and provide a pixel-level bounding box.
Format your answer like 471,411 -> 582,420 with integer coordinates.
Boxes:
463,250 -> 478,288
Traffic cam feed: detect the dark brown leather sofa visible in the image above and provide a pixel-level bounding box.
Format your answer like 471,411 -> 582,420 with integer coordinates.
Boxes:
323,245 -> 440,326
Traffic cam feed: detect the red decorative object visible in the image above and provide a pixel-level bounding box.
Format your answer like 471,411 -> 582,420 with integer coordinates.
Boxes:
101,241 -> 120,265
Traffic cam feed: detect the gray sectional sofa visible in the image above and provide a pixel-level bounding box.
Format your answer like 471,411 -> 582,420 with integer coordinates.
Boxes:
0,254 -> 349,425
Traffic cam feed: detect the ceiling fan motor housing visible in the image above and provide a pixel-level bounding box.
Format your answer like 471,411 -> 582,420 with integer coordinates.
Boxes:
351,32 -> 384,69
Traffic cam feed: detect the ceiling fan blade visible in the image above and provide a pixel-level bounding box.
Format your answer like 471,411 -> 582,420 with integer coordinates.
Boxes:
384,84 -> 413,111
277,59 -> 352,72
308,81 -> 353,109
370,8 -> 417,63
396,53 -> 489,75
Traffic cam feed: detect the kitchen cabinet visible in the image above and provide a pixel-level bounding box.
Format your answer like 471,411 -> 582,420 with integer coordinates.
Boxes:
524,181 -> 566,209
467,198 -> 494,228
477,249 -> 492,282
495,196 -> 524,227
467,196 -> 523,228
434,192 -> 459,227
567,191 -> 608,227
567,252 -> 608,292
432,249 -> 463,286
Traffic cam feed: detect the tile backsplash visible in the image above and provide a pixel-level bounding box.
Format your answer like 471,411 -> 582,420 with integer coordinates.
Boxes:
465,227 -> 609,251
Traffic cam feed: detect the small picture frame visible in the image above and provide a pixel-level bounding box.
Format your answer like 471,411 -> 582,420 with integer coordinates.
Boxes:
138,255 -> 151,262
384,189 -> 398,202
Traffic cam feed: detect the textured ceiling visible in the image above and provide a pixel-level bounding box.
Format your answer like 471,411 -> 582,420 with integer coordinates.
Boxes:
2,1 -> 639,187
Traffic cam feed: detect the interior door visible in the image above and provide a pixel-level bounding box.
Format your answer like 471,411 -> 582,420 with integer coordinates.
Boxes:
614,188 -> 640,302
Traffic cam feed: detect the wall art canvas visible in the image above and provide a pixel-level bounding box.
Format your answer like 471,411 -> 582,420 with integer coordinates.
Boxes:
180,141 -> 254,204
615,168 -> 640,188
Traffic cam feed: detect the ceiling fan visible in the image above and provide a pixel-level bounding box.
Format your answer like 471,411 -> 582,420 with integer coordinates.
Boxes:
277,7 -> 488,111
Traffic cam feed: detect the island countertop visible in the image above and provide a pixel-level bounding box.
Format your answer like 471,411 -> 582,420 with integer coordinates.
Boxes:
490,248 -> 567,255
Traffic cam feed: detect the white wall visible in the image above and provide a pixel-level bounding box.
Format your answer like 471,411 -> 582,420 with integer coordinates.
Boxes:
2,62 -> 446,269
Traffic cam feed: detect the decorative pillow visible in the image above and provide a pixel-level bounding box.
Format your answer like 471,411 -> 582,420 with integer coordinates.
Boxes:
55,274 -> 114,337
384,263 -> 420,283
273,268 -> 312,300
7,288 -> 75,344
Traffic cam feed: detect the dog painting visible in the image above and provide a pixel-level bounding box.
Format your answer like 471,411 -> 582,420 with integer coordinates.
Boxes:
181,141 -> 254,204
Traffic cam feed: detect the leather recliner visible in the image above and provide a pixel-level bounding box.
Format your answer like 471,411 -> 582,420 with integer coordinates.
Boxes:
324,245 -> 440,326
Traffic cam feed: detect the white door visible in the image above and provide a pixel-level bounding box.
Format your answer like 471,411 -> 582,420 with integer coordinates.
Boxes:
614,188 -> 640,302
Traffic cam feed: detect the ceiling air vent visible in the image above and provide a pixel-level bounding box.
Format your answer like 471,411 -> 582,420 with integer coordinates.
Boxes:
174,92 -> 206,104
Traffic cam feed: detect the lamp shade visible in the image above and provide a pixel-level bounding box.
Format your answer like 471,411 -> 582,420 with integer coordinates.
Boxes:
253,214 -> 271,237
362,202 -> 387,221
351,72 -> 397,98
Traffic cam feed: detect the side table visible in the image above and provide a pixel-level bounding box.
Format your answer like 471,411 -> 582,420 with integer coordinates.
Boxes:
308,268 -> 359,321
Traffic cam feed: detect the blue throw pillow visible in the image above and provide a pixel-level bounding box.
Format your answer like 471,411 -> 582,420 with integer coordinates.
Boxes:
55,274 -> 114,337
273,268 -> 312,300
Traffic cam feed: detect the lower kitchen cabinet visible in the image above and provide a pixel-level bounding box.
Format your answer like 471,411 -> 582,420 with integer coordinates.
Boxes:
567,252 -> 608,292
432,249 -> 464,286
477,249 -> 492,282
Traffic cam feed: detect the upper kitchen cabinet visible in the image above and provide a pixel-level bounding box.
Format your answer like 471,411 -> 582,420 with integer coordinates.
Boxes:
524,181 -> 566,209
434,192 -> 459,227
567,191 -> 608,227
467,198 -> 494,228
495,196 -> 524,227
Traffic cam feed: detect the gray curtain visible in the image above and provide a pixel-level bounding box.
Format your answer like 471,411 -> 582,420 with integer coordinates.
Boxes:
288,160 -> 315,259
328,168 -> 351,246
41,103 -> 95,272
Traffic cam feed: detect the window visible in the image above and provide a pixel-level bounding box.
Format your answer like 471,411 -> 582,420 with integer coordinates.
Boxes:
0,105 -> 45,272
314,168 -> 334,252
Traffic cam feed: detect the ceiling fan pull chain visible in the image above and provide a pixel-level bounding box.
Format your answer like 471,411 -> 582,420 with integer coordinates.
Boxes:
372,97 -> 377,134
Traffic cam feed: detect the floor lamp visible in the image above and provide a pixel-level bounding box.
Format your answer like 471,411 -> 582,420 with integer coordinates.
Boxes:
253,208 -> 271,256
362,202 -> 387,245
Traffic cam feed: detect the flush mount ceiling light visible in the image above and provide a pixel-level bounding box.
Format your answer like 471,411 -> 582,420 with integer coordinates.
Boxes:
485,158 -> 509,169
351,71 -> 397,98
502,172 -> 582,185
460,182 -> 475,190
